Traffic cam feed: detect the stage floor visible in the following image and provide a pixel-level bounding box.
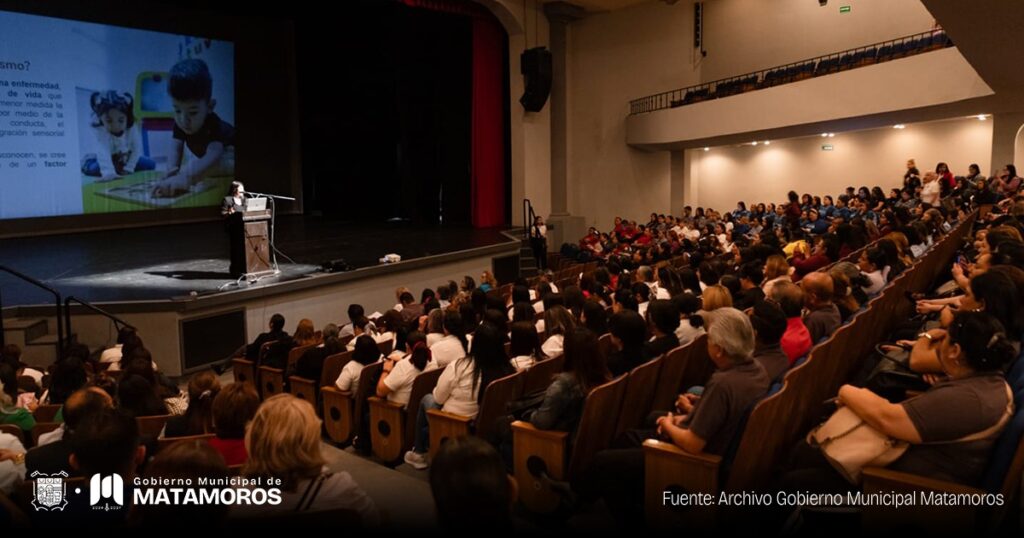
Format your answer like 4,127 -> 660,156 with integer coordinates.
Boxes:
0,216 -> 514,306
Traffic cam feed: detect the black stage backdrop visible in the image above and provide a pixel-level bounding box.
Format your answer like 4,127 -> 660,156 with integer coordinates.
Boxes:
298,0 -> 474,226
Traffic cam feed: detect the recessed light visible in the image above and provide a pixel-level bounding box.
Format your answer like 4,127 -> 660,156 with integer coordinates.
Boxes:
820,133 -> 828,137
893,124 -> 906,129
764,141 -> 770,145
976,114 -> 988,120
703,147 -> 710,151
752,141 -> 758,146
828,133 -> 835,138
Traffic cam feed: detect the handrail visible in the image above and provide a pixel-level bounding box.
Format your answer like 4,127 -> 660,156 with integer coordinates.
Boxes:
629,29 -> 952,115
522,199 -> 537,241
63,296 -> 135,346
0,265 -> 63,355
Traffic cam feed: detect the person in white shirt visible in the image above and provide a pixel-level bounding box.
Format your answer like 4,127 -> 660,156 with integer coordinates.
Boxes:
339,304 -> 373,339
673,293 -> 707,346
509,321 -> 543,370
541,305 -> 576,358
920,171 -> 941,205
858,247 -> 888,296
429,311 -> 469,368
82,90 -> 154,181
97,326 -> 137,367
346,317 -> 378,351
404,322 -> 515,469
335,336 -> 382,393
423,309 -> 446,347
377,331 -> 437,407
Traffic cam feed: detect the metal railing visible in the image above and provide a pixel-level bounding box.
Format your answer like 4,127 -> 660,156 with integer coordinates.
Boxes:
522,198 -> 537,241
63,296 -> 134,347
0,265 -> 63,355
629,30 -> 952,115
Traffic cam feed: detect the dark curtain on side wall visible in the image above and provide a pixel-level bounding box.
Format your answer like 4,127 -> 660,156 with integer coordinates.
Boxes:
470,16 -> 506,228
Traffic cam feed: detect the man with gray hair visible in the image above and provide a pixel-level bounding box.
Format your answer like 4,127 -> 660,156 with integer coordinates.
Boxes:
580,307 -> 770,520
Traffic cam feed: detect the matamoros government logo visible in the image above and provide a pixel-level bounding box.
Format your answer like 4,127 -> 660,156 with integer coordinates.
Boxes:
30,470 -> 69,511
90,473 -> 125,511
30,471 -> 284,513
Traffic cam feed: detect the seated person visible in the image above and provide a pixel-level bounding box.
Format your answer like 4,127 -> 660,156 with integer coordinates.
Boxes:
748,300 -> 790,382
234,395 -> 379,523
784,311 -> 1016,491
643,299 -> 680,360
508,322 -> 543,371
404,323 -> 514,470
377,331 -> 438,407
800,272 -> 842,343
163,370 -> 220,437
245,313 -> 288,361
581,308 -> 770,521
335,336 -> 382,393
606,309 -> 647,377
292,323 -> 345,381
522,328 -> 611,434
771,281 -> 812,364
209,382 -> 260,466
430,436 -> 518,531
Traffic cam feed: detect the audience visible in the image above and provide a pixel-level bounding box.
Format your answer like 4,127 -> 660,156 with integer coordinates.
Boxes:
405,322 -> 514,470
237,394 -> 378,523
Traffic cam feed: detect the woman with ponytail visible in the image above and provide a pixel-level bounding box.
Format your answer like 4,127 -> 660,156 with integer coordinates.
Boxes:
377,331 -> 438,407
164,370 -> 221,437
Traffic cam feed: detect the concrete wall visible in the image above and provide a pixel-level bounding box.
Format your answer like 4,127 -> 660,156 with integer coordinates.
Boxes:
700,0 -> 935,82
566,0 -> 699,230
687,116 -> 993,212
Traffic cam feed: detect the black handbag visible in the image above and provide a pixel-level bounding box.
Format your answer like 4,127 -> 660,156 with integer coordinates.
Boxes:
864,343 -> 930,402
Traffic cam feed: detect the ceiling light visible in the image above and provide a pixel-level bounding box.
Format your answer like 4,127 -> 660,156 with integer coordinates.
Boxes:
828,133 -> 835,138
820,133 -> 828,137
752,141 -> 758,146
764,141 -> 770,145
703,147 -> 710,151
976,114 -> 988,120
893,124 -> 906,129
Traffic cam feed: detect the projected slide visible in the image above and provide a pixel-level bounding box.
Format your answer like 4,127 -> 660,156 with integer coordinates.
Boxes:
0,10 -> 234,220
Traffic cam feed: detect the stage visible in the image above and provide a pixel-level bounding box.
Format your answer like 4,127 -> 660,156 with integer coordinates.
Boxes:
0,215 -> 518,305
1,216 -> 522,374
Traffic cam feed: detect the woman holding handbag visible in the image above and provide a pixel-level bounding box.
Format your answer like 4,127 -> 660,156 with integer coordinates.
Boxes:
784,311 -> 1016,491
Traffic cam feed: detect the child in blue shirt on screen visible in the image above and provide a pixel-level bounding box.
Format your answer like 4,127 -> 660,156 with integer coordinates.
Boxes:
81,90 -> 156,180
151,58 -> 235,198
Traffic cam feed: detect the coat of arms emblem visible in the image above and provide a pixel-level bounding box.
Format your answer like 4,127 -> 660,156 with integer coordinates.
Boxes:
30,470 -> 69,511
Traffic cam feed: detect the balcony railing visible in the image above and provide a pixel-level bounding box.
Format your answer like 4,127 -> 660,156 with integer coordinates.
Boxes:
629,30 -> 952,115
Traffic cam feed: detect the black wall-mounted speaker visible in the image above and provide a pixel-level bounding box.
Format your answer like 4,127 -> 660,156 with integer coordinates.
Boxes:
520,47 -> 552,112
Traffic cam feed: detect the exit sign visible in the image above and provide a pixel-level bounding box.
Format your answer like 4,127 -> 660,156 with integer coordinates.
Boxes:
839,5 -> 851,13
822,144 -> 834,151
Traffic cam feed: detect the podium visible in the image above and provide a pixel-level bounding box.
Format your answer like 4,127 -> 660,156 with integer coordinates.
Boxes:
226,208 -> 274,279
243,209 -> 273,275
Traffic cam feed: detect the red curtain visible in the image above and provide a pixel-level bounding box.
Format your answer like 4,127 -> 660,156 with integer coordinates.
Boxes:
470,16 -> 506,228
